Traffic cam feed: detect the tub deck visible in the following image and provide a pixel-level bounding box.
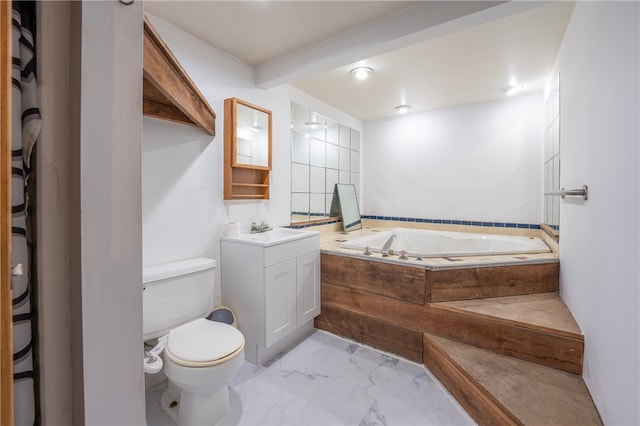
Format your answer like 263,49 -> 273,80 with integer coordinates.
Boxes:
316,227 -> 601,425
316,252 -> 565,363
320,227 -> 558,271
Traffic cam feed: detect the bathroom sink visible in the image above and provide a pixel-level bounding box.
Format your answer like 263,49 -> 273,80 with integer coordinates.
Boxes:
221,227 -> 319,247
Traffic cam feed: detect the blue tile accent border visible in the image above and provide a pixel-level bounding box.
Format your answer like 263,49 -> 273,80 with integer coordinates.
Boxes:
288,215 -> 541,231
360,215 -> 541,230
292,211 -> 329,217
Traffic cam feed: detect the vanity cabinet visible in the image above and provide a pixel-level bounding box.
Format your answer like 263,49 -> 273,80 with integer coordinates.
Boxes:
220,230 -> 320,365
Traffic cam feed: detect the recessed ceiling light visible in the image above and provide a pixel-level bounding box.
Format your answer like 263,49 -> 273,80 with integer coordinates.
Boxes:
501,84 -> 525,96
350,67 -> 373,80
395,105 -> 412,114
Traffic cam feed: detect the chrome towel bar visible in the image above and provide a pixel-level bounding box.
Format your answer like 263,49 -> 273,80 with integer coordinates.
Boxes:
545,185 -> 589,201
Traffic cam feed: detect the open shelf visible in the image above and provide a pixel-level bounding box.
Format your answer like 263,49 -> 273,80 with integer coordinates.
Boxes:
232,183 -> 269,188
143,16 -> 215,135
229,194 -> 268,199
225,165 -> 270,199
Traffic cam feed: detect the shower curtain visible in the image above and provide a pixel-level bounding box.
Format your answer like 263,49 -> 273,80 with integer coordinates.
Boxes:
11,1 -> 42,424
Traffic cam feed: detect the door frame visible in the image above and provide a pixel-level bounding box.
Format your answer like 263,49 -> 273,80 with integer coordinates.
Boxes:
1,0 -> 14,424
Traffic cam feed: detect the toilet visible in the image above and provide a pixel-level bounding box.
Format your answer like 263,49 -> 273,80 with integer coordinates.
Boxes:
143,257 -> 245,426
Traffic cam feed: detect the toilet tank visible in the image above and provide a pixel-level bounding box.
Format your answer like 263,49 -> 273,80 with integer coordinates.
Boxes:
143,257 -> 216,341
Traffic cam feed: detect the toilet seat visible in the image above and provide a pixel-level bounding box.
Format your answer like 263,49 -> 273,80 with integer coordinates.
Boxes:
166,318 -> 245,368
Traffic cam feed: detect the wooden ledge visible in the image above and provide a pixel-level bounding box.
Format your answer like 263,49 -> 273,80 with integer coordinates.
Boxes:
143,16 -> 215,135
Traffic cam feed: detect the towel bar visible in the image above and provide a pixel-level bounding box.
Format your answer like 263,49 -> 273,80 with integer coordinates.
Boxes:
545,185 -> 588,201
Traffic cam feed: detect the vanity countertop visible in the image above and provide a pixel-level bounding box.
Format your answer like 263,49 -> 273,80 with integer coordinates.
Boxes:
221,227 -> 319,248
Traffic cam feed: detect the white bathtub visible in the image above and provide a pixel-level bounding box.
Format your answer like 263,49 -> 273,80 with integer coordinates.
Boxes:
341,227 -> 550,258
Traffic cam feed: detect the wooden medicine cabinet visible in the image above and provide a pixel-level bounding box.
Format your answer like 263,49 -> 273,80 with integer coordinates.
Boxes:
224,98 -> 272,199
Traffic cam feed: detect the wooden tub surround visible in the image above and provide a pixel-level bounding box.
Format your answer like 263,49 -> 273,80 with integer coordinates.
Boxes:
315,252 -> 602,425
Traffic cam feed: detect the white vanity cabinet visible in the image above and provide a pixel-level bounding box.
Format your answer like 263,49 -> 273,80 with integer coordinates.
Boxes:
220,229 -> 320,365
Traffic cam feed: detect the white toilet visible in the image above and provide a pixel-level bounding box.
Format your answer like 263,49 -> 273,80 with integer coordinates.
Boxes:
143,257 -> 245,426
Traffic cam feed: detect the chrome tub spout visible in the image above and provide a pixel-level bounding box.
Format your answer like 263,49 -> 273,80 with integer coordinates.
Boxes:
381,233 -> 397,257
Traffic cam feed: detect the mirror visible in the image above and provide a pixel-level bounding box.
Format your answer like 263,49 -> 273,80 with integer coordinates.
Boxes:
230,98 -> 271,168
290,101 -> 360,223
543,74 -> 560,237
330,184 -> 362,232
224,98 -> 271,200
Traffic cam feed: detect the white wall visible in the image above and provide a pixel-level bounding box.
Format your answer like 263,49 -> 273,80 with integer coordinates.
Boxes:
38,2 -> 147,424
69,1 -> 145,424
550,2 -> 639,424
142,15 -> 361,303
363,95 -> 543,224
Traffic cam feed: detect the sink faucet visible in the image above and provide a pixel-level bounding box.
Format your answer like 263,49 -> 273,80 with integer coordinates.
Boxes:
250,221 -> 273,234
381,233 -> 397,257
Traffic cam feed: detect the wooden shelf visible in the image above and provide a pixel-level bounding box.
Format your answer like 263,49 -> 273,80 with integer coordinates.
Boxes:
143,16 -> 216,136
232,182 -> 269,187
225,166 -> 270,199
230,194 -> 267,199
232,163 -> 270,171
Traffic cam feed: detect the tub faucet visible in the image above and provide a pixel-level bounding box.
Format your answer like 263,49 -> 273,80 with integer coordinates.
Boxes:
250,221 -> 273,233
381,234 -> 397,257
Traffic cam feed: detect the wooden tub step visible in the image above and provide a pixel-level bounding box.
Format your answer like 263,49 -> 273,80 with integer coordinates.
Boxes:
423,333 -> 602,426
426,261 -> 559,302
434,292 -> 581,337
425,292 -> 584,374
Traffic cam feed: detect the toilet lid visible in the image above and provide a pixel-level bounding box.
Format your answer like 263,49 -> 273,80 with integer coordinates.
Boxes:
167,318 -> 244,364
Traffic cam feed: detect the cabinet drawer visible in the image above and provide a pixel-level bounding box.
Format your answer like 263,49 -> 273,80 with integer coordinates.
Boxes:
264,234 -> 319,266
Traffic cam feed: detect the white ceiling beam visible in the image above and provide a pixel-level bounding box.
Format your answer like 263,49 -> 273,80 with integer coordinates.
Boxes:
256,1 -> 548,88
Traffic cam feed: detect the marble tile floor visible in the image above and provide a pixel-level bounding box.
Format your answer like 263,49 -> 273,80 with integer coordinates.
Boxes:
146,330 -> 475,426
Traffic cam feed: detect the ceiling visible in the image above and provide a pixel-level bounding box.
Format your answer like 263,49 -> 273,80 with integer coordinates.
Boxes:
144,1 -> 575,121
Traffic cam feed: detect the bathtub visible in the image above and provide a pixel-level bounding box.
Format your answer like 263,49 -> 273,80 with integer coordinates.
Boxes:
341,227 -> 550,258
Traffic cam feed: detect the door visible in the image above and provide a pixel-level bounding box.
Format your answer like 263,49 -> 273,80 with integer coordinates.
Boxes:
296,251 -> 321,324
0,1 -> 13,424
264,259 -> 297,348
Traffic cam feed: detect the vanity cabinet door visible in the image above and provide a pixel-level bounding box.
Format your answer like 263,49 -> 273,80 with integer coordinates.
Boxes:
296,251 -> 321,324
264,259 -> 297,348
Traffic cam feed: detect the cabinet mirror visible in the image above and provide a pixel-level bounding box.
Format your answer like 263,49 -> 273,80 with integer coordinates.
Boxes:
224,97 -> 272,200
229,98 -> 271,168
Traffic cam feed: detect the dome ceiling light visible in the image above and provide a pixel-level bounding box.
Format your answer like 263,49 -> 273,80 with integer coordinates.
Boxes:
395,105 -> 412,114
350,67 -> 373,80
501,84 -> 525,96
